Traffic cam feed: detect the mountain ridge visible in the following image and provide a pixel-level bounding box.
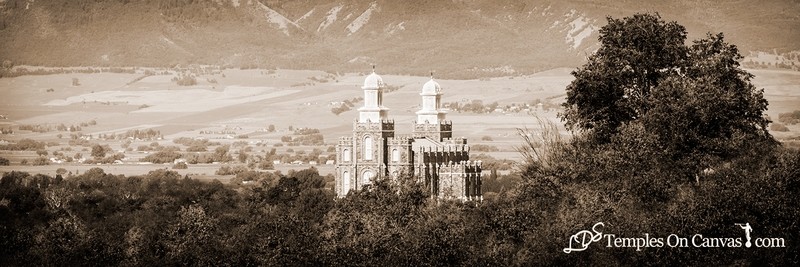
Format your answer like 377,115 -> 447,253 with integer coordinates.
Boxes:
1,0 -> 798,77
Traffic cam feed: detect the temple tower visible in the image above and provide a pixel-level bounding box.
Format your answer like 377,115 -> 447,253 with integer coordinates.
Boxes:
413,76 -> 452,141
336,68 -> 395,197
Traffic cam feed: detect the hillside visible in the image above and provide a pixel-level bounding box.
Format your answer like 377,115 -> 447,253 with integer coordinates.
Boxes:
1,0 -> 799,77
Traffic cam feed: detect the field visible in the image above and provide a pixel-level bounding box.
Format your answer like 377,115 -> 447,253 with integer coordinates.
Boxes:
1,67 -> 798,179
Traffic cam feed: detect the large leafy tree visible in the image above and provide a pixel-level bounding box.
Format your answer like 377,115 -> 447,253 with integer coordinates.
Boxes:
561,13 -> 773,174
562,13 -> 689,141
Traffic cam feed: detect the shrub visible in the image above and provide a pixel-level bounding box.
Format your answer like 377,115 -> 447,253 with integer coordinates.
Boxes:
0,157 -> 9,165
471,144 -> 499,152
32,157 -> 49,166
140,150 -> 182,164
258,160 -> 274,170
771,123 -> 790,132
186,144 -> 207,152
215,165 -> 248,175
91,144 -> 109,158
175,74 -> 197,86
0,138 -> 46,151
173,162 -> 188,169
778,110 -> 800,125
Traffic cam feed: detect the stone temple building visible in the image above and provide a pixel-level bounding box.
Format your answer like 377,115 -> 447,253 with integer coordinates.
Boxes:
335,70 -> 482,200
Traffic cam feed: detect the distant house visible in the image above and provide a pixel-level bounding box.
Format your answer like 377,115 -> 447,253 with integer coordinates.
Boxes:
325,160 -> 335,165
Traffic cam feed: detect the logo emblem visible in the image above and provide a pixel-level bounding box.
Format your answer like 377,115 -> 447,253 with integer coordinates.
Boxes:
563,222 -> 605,253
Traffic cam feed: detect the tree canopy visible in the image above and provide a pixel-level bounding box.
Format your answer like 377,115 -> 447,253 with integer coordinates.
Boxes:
561,13 -> 773,174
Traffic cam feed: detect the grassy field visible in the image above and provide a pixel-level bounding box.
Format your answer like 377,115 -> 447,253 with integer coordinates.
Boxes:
1,67 -> 798,178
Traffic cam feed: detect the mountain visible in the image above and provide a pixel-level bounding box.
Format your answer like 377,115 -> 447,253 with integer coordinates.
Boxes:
1,0 -> 798,77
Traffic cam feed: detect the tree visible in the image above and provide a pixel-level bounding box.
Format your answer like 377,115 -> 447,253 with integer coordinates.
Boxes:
562,13 -> 688,141
213,145 -> 232,162
91,144 -> 106,158
163,205 -> 218,265
560,13 -> 774,175
238,150 -> 248,163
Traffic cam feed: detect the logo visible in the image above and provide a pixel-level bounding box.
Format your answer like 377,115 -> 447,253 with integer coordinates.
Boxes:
563,222 -> 784,253
736,223 -> 753,247
563,222 -> 605,253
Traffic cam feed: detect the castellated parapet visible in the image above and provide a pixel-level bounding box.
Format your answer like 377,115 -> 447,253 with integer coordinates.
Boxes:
412,120 -> 452,140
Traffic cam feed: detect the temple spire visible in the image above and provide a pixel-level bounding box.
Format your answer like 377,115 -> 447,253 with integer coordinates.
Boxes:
359,66 -> 389,123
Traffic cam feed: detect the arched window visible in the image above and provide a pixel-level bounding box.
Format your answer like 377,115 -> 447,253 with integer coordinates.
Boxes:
343,148 -> 351,162
392,149 -> 400,162
342,171 -> 350,195
362,170 -> 373,184
363,136 -> 373,160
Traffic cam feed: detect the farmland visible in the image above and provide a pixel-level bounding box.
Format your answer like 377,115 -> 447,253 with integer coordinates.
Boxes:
1,67 -> 799,180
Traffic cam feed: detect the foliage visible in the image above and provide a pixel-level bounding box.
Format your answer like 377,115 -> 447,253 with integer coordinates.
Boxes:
561,13 -> 774,175
470,153 -> 514,171
280,129 -> 325,146
173,162 -> 188,169
173,74 -> 197,86
778,110 -> 800,125
470,144 -> 499,152
31,157 -> 49,166
0,138 -> 798,267
0,157 -> 10,166
0,138 -> 46,151
91,144 -> 110,158
258,160 -> 274,170
141,150 -> 182,164
771,123 -> 790,132
215,165 -> 248,176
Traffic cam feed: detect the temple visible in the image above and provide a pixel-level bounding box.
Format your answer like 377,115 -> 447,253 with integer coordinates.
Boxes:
335,70 -> 482,201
